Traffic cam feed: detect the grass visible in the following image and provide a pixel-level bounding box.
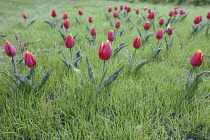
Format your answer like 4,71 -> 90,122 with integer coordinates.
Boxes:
0,0 -> 210,139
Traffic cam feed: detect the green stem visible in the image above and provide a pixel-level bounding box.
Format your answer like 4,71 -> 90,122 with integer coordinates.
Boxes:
133,49 -> 137,66
11,57 -> 16,73
102,60 -> 106,74
157,39 -> 160,49
188,67 -> 196,81
31,67 -> 35,86
70,48 -> 73,63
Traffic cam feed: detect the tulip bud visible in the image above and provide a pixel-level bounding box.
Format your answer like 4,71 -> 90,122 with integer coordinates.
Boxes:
169,11 -> 174,17
114,6 -> 118,11
194,16 -> 201,24
124,6 -> 127,10
65,34 -> 75,48
78,9 -> 83,15
51,9 -> 57,17
180,9 -> 185,15
190,50 -> 204,67
133,37 -> 142,49
14,33 -> 18,41
143,6 -> 147,11
148,11 -> 155,19
174,9 -> 178,15
156,28 -> 164,40
144,21 -> 150,30
108,30 -> 115,42
115,21 -> 121,29
98,41 -> 112,60
174,6 -> 179,11
62,13 -> 68,20
88,16 -> 93,23
166,27 -> 173,36
22,13 -> 28,19
120,5 -> 123,10
63,19 -> 70,29
159,18 -> 164,26
90,27 -> 96,36
136,9 -> 140,15
207,12 -> 210,19
5,41 -> 16,57
113,11 -> 119,18
148,8 -> 152,13
24,51 -> 37,67
108,7 -> 112,12
20,43 -> 25,52
126,6 -> 131,13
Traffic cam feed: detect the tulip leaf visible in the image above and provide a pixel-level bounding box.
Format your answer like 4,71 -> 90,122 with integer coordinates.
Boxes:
124,49 -> 133,69
59,30 -> 65,41
73,32 -> 78,39
86,57 -> 95,84
178,14 -> 188,21
150,47 -> 162,59
60,58 -> 72,69
16,19 -> 24,26
28,20 -> 36,27
145,33 -> 153,41
74,56 -> 82,69
76,45 -> 82,59
112,41 -> 128,57
134,60 -> 149,72
38,67 -> 54,91
0,71 -> 16,84
136,27 -> 143,38
103,66 -> 124,88
24,39 -> 40,47
44,20 -> 52,26
120,29 -> 124,36
206,24 -> 210,36
25,68 -> 33,80
14,74 -> 31,86
75,17 -> 80,23
0,35 -> 6,38
110,21 -> 113,28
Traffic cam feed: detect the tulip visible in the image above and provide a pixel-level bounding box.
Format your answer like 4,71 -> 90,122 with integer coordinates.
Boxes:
133,37 -> 142,49
190,50 -> 204,67
156,28 -> 164,40
22,13 -> 28,19
124,6 -> 127,10
108,30 -> 115,42
98,41 -> 112,61
78,9 -> 83,15
120,5 -> 123,10
114,6 -> 118,11
143,6 -> 147,11
207,12 -> 210,19
51,9 -> 57,17
166,27 -> 173,36
65,34 -> 75,48
88,16 -> 93,23
136,9 -> 140,15
174,6 -> 179,11
180,9 -> 185,15
24,51 -> 37,68
148,8 -> 152,13
5,41 -> 16,57
174,9 -> 178,15
169,11 -> 174,17
113,11 -> 119,18
144,21 -> 150,30
62,13 -> 68,20
126,6 -> 131,13
115,21 -> 120,29
159,18 -> 164,26
63,19 -> 70,29
148,11 -> 155,19
194,16 -> 201,24
90,27 -> 96,36
108,7 -> 112,12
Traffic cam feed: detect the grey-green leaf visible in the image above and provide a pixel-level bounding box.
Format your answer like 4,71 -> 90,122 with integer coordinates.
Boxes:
112,41 -> 128,57
86,57 -> 95,84
38,67 -> 54,90
60,58 -> 72,69
14,74 -> 31,85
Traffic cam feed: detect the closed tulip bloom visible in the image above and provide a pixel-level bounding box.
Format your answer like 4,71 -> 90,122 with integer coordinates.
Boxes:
174,6 -> 179,10
133,37 -> 142,49
98,41 -> 112,60
199,15 -> 202,22
144,21 -> 150,30
124,6 -> 127,10
51,9 -> 57,17
120,5 -> 123,10
113,11 -> 119,18
24,52 -> 37,67
5,41 -> 16,57
190,50 -> 204,67
78,9 -> 83,15
114,6 -> 118,11
156,28 -> 164,40
148,8 -> 152,13
108,7 -> 112,12
207,12 -> 210,19
62,13 -> 68,20
90,27 -> 96,36
166,27 -> 173,35
180,9 -> 185,15
65,34 -> 75,48
194,16 -> 200,24
136,9 -> 140,15
115,21 -> 121,29
169,11 -> 174,17
148,11 -> 155,19
63,19 -> 70,29
108,30 -> 115,42
126,6 -> 131,13
159,18 -> 164,25
22,13 -> 28,19
143,6 -> 147,11
88,16 -> 93,23
174,9 -> 178,15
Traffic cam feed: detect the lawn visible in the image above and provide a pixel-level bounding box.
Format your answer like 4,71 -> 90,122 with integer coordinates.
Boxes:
0,0 -> 210,139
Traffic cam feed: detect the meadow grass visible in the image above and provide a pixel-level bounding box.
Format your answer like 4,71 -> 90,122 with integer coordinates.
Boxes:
0,0 -> 210,139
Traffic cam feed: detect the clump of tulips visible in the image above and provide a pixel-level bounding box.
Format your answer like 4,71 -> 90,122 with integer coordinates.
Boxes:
86,27 -> 97,46
17,13 -> 36,29
44,9 -> 61,28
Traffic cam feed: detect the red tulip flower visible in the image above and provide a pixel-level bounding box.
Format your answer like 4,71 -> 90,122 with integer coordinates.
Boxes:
90,27 -> 96,36
114,6 -> 118,11
5,41 -> 16,57
63,19 -> 70,29
65,34 -> 75,48
51,9 -> 57,17
78,9 -> 83,15
22,13 -> 28,19
207,12 -> 210,19
115,21 -> 121,29
126,6 -> 131,13
120,5 -> 123,10
108,7 -> 112,12
169,11 -> 175,17
194,16 -> 202,24
133,37 -> 142,49
24,51 -> 37,67
143,6 -> 147,11
124,6 -> 127,10
148,11 -> 155,19
144,21 -> 150,30
174,6 -> 179,11
166,27 -> 173,35
174,9 -> 178,15
148,8 -> 152,13
156,28 -> 164,40
98,41 -> 112,61
62,13 -> 68,20
159,18 -> 164,26
113,11 -> 119,18
136,9 -> 140,15
108,30 -> 115,42
180,9 -> 185,15
88,16 -> 93,23
190,50 -> 204,67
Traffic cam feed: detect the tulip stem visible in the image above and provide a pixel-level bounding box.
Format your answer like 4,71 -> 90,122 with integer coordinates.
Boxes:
102,60 -> 106,74
188,67 -> 196,81
133,49 -> 137,66
70,48 -> 73,63
31,67 -> 35,86
157,39 -> 160,48
11,57 -> 16,73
